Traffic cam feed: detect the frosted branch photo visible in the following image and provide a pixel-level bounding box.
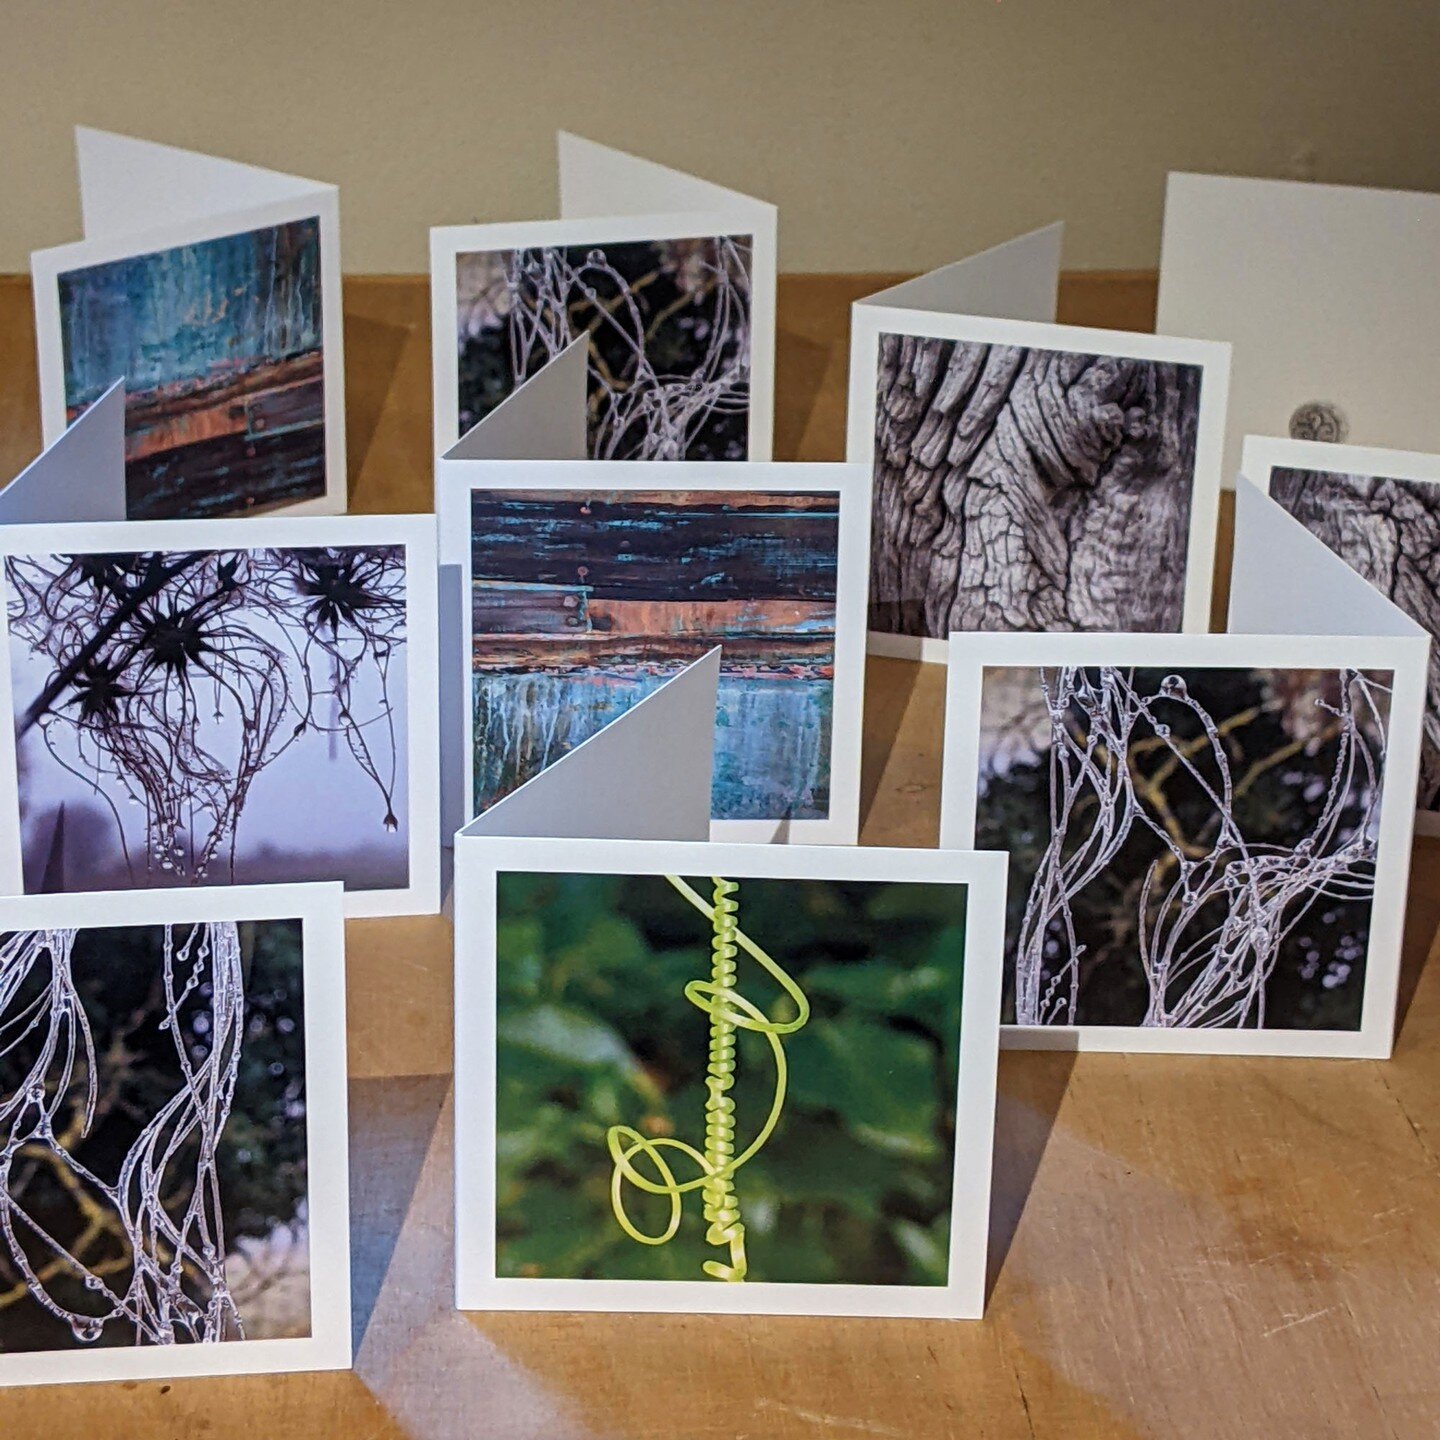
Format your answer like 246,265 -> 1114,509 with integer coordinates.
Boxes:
3,544 -> 410,894
468,488 -> 838,824
491,871 -> 969,1286
455,236 -> 753,461
0,918 -> 309,1353
870,335 -> 1203,640
974,665 -> 1390,1031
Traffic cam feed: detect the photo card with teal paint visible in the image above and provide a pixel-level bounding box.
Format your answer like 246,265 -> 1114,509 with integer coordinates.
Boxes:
453,835 -> 1006,1319
442,459 -> 870,845
32,129 -> 346,521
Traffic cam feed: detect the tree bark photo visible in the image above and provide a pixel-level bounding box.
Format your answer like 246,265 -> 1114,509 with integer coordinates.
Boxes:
870,334 -> 1203,639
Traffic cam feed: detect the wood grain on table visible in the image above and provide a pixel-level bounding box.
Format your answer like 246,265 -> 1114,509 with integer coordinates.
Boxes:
0,271 -> 1437,1440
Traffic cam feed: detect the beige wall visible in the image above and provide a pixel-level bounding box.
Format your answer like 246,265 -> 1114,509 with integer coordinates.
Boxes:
3,0 -> 1438,275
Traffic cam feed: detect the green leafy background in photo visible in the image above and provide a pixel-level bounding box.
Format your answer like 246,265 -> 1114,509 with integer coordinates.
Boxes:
494,873 -> 968,1285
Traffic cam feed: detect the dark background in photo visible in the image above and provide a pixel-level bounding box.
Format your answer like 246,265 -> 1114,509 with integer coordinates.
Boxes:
0,919 -> 309,1352
976,665 -> 1389,1030
455,235 -> 752,461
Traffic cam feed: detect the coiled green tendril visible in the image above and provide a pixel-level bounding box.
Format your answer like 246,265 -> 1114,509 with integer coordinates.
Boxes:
605,875 -> 810,1281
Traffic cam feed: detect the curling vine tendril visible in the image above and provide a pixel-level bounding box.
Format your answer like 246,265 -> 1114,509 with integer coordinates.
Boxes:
605,876 -> 809,1281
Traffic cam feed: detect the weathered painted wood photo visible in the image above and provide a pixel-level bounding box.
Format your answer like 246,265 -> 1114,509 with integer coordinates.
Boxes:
57,219 -> 326,519
469,488 -> 838,821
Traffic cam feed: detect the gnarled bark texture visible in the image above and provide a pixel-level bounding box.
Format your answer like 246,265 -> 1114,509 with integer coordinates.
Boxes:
1271,466 -> 1440,810
870,334 -> 1202,638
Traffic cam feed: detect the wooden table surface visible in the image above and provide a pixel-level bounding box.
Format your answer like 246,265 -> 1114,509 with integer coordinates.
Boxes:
1,272 -> 1437,1439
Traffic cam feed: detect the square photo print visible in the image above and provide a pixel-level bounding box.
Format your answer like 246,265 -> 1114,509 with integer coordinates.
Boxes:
0,518 -> 440,917
942,637 -> 1420,1055
854,317 -> 1226,657
0,883 -> 349,1386
454,839 -> 1005,1319
53,218 -> 330,520
463,466 -> 866,842
454,234 -> 753,461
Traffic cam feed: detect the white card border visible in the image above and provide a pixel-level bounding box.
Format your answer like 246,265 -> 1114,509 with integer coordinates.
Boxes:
0,514 -> 440,917
847,305 -> 1231,662
452,835 -> 1006,1319
429,212 -> 777,463
446,459 -> 867,845
31,190 -> 347,519
940,629 -> 1425,1057
1245,433 -> 1440,838
0,879 -> 351,1387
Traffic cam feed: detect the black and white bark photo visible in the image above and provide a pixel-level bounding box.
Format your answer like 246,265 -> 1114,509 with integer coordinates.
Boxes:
870,335 -> 1204,639
975,664 -> 1389,1031
1270,466 -> 1440,812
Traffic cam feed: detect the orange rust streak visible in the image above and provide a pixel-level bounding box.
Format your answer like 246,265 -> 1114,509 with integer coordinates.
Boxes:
583,596 -> 833,637
69,353 -> 324,461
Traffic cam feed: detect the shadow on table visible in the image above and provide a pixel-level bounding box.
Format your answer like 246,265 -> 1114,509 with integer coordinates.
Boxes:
343,312 -> 411,493
349,1073 -> 450,1351
986,1047 -> 1077,1302
349,1079 -> 594,1438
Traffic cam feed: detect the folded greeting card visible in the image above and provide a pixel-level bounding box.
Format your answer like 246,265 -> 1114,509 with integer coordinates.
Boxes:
0,881 -> 350,1386
435,341 -> 589,856
431,133 -> 777,464
1243,435 -> 1440,834
1157,172 -> 1440,486
0,380 -> 126,524
452,836 -> 1004,1319
31,129 -> 346,521
435,456 -> 868,844
0,514 -> 439,917
940,480 -> 1427,1056
849,224 -> 1230,660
